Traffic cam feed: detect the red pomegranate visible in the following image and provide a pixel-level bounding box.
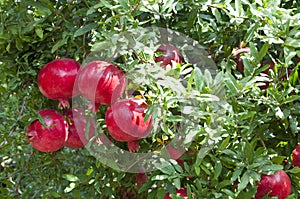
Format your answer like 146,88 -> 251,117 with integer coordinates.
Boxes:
26,109 -> 69,152
164,188 -> 188,199
137,167 -> 148,188
255,170 -> 292,199
232,47 -> 250,74
37,58 -> 81,109
166,144 -> 185,160
292,144 -> 300,167
105,98 -> 152,152
63,108 -> 95,148
77,61 -> 126,111
154,44 -> 184,68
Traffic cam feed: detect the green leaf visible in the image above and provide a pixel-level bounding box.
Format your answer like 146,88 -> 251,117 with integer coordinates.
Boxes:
51,38 -> 68,53
73,23 -> 98,38
244,141 -> 254,164
35,28 -> 43,39
284,37 -> 300,48
244,23 -> 258,43
257,43 -> 269,62
62,174 -> 80,182
238,171 -> 249,191
213,159 -> 222,179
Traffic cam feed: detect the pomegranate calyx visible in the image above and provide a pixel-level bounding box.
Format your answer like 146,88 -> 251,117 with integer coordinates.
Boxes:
26,130 -> 38,141
58,99 -> 70,109
128,140 -> 139,152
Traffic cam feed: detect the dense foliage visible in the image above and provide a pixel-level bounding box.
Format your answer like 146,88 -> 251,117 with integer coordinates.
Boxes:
1,0 -> 300,198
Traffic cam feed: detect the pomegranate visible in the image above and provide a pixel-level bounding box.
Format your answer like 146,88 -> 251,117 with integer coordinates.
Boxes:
292,144 -> 300,167
77,61 -> 126,111
26,109 -> 68,152
255,170 -> 292,199
63,108 -> 95,148
166,144 -> 185,160
37,58 -> 81,109
232,47 -> 250,74
137,167 -> 148,188
105,98 -> 152,152
164,188 -> 188,199
259,61 -> 292,89
154,43 -> 184,68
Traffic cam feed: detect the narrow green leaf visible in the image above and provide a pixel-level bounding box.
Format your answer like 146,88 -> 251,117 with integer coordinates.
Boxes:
51,38 -> 68,53
244,23 -> 258,43
238,171 -> 249,191
257,43 -> 269,62
73,23 -> 98,38
62,174 -> 80,182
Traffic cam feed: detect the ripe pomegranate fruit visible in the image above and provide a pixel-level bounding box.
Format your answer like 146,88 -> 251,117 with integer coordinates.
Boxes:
232,47 -> 250,74
77,61 -> 126,111
166,144 -> 185,160
255,170 -> 292,199
137,167 -> 148,188
37,58 -> 81,109
26,109 -> 68,152
292,144 -> 300,167
154,43 -> 184,68
63,108 -> 95,148
105,98 -> 152,152
164,187 -> 188,199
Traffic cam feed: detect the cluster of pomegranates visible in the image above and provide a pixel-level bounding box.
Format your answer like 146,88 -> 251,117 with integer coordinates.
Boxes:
231,47 -> 297,89
26,43 -> 183,153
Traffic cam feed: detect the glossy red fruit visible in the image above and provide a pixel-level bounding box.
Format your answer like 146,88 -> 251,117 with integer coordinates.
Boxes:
105,98 -> 152,152
26,109 -> 68,152
137,167 -> 148,188
164,188 -> 188,199
37,58 -> 81,109
232,47 -> 250,74
63,108 -> 95,148
154,44 -> 184,68
166,144 -> 185,160
292,144 -> 300,167
77,61 -> 126,111
255,170 -> 292,199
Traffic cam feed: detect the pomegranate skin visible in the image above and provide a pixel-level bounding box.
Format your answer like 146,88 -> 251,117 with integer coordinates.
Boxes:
166,145 -> 185,160
105,98 -> 152,152
77,61 -> 126,105
292,144 -> 300,167
232,47 -> 250,74
37,58 -> 81,108
164,188 -> 188,199
255,170 -> 292,199
26,109 -> 69,152
63,108 -> 96,148
154,44 -> 184,68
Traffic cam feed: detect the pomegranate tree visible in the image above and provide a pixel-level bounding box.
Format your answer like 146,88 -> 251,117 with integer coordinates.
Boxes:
26,109 -> 69,152
37,58 -> 81,109
105,98 -> 152,152
77,61 -> 126,111
292,144 -> 300,167
154,43 -> 184,68
164,187 -> 188,199
255,170 -> 292,199
63,108 -> 95,148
